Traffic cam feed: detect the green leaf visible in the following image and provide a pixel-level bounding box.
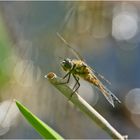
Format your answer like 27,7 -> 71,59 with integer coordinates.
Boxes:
15,100 -> 64,139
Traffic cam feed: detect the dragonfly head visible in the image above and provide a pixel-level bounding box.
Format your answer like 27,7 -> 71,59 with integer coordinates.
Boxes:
61,58 -> 73,71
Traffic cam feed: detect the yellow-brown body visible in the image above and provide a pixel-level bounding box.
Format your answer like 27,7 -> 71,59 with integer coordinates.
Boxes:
71,60 -> 109,97
61,59 -> 120,107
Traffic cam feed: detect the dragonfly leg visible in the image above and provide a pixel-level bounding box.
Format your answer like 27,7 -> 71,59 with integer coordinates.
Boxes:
57,64 -> 76,85
70,74 -> 80,98
56,72 -> 71,85
72,77 -> 80,91
63,71 -> 70,79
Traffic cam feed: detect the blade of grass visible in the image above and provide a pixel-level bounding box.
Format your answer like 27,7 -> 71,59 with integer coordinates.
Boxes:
15,100 -> 64,139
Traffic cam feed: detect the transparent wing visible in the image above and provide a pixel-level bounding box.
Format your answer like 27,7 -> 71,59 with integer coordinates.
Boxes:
102,85 -> 121,107
59,5 -> 76,32
57,32 -> 84,61
93,76 -> 121,107
57,32 -> 111,85
91,67 -> 111,85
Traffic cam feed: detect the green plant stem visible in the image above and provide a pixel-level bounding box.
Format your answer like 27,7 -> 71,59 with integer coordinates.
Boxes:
46,72 -> 127,140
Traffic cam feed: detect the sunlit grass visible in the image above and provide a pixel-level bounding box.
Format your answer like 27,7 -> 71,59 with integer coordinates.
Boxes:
15,100 -> 64,139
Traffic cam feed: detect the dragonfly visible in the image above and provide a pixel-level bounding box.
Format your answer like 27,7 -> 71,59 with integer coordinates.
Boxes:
57,32 -> 121,107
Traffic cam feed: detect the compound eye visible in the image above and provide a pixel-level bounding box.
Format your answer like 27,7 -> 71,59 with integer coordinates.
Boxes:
62,60 -> 67,65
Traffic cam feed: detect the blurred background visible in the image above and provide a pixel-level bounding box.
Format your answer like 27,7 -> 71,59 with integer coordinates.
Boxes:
0,1 -> 140,139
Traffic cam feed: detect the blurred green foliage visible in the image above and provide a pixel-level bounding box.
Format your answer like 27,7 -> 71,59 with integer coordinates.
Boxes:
0,14 -> 12,87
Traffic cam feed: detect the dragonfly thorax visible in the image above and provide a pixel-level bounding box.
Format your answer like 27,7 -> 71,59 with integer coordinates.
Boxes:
61,58 -> 73,71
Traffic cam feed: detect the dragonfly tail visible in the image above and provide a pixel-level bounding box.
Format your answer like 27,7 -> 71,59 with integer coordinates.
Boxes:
99,85 -> 121,107
102,91 -> 115,107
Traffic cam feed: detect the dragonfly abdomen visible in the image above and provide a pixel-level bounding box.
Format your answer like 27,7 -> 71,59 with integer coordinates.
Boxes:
84,74 -> 99,86
84,74 -> 119,107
